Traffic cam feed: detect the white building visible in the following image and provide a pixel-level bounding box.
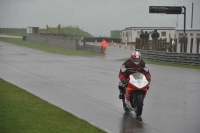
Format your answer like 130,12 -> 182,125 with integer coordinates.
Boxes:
121,27 -> 176,43
27,27 -> 39,34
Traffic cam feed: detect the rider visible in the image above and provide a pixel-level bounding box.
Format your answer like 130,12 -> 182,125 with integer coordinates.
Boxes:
118,51 -> 151,99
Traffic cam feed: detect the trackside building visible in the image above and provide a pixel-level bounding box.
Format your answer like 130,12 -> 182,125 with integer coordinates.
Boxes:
121,27 -> 176,43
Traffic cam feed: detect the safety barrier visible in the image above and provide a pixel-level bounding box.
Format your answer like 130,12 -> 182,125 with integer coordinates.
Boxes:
84,43 -> 102,54
136,49 -> 200,65
76,42 -> 103,54
84,37 -> 121,43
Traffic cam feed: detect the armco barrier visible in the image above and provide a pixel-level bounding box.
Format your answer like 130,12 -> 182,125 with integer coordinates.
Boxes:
26,34 -> 77,49
136,49 -> 200,65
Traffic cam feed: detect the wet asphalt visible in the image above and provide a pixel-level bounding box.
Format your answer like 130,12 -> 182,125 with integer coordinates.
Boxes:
0,41 -> 200,133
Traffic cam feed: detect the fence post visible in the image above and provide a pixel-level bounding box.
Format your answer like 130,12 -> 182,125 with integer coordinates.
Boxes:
183,37 -> 188,53
174,38 -> 177,52
147,38 -> 149,49
139,38 -> 141,49
155,38 -> 158,51
158,38 -> 162,51
197,38 -> 200,53
180,38 -> 183,53
170,38 -> 172,52
190,38 -> 193,53
152,38 -> 155,50
152,38 -> 157,50
144,38 -> 147,49
135,37 -> 138,49
142,38 -> 145,49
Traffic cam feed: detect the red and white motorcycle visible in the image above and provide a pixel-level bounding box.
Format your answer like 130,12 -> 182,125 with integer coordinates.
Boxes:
121,71 -> 149,116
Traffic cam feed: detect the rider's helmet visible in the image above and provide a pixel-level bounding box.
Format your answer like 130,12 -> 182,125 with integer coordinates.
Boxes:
131,51 -> 142,65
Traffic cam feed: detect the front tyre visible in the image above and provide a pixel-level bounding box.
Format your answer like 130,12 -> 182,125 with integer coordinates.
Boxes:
135,94 -> 143,116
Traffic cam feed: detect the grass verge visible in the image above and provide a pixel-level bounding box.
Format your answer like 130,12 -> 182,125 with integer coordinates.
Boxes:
0,37 -> 102,57
0,28 -> 26,36
119,58 -> 200,69
0,27 -> 93,37
0,78 -> 106,133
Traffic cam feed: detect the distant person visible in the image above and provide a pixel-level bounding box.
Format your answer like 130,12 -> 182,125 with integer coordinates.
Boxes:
151,29 -> 160,50
139,30 -> 145,39
144,31 -> 149,49
101,39 -> 107,54
172,39 -> 176,52
144,31 -> 149,39
151,29 -> 160,39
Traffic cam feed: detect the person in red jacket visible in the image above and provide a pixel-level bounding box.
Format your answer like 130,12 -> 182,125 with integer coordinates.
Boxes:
101,39 -> 107,54
118,51 -> 151,99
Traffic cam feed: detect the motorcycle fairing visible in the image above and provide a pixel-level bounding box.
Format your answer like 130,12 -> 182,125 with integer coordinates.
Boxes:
129,72 -> 148,89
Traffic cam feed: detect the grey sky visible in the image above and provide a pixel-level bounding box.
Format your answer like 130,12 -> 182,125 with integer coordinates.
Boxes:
0,0 -> 200,36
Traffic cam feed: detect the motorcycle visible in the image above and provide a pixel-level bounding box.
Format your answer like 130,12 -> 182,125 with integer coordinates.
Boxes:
121,70 -> 149,116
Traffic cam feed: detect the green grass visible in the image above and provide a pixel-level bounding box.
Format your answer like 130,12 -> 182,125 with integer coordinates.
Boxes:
0,28 -> 26,36
119,58 -> 200,69
0,37 -> 102,57
0,27 -> 93,37
43,27 -> 93,37
0,78 -> 106,133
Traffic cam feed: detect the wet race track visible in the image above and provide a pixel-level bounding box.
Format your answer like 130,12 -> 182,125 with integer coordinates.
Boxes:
0,41 -> 200,133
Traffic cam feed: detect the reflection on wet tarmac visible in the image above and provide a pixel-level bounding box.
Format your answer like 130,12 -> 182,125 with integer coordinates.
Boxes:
102,55 -> 107,59
120,112 -> 144,133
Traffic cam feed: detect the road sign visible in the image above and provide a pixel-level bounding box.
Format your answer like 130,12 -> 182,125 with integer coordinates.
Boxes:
149,6 -> 182,14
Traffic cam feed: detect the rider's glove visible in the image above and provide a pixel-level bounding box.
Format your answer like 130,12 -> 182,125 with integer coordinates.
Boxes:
121,80 -> 127,86
118,80 -> 128,91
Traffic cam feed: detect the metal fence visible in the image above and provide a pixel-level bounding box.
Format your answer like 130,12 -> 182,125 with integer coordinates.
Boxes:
136,49 -> 200,65
136,38 -> 200,54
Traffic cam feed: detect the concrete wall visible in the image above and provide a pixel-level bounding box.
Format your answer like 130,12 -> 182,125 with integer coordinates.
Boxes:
26,34 -> 77,49
26,34 -> 102,54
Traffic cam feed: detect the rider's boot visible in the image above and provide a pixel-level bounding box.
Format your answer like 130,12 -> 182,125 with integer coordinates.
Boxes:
118,90 -> 125,99
118,82 -> 126,99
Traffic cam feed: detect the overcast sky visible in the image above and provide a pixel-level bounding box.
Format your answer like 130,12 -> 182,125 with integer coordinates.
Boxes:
0,0 -> 200,36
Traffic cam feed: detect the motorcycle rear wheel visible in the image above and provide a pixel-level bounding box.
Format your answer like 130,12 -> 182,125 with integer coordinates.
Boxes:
135,94 -> 143,116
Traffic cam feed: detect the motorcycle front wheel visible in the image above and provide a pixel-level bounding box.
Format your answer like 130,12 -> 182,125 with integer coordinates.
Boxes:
135,93 -> 143,116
